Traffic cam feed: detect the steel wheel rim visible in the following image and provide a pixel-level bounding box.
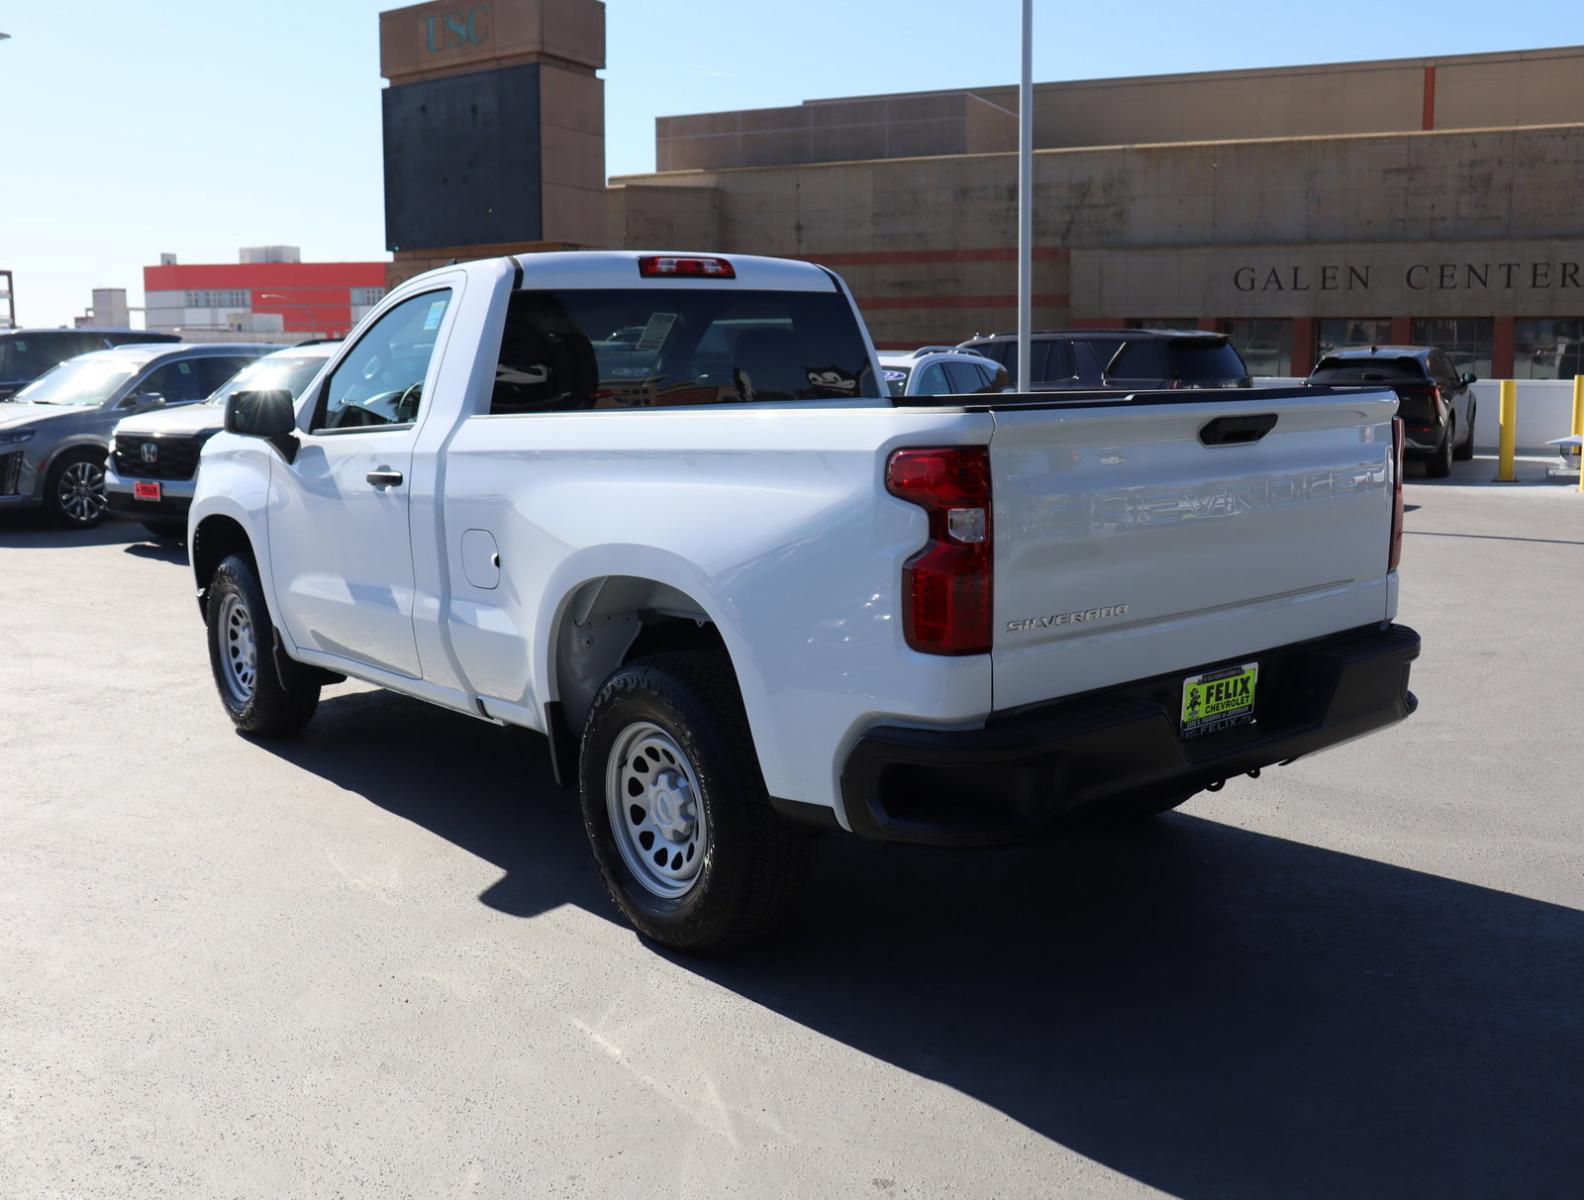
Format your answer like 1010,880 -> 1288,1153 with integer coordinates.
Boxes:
58,460 -> 106,525
605,721 -> 708,899
217,592 -> 258,705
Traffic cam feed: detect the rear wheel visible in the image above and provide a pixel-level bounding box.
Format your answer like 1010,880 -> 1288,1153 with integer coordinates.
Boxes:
45,450 -> 108,529
1425,420 -> 1454,477
578,651 -> 809,953
1453,403 -> 1475,460
205,554 -> 319,737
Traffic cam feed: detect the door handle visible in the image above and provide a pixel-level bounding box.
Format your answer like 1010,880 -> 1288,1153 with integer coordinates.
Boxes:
366,468 -> 404,487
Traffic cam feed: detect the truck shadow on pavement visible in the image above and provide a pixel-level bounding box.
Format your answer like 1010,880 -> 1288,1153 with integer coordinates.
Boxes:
269,687 -> 1583,1200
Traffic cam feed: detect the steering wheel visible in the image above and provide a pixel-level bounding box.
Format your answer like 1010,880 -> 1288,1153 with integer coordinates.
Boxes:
393,381 -> 422,423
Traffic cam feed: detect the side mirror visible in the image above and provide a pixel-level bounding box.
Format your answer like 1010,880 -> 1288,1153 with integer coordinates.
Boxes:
123,390 -> 164,410
1461,372 -> 1478,386
225,389 -> 298,461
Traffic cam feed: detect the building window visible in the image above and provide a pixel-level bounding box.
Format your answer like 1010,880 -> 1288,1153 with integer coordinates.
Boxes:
1514,318 -> 1584,379
351,287 -> 386,307
1317,318 -> 1392,359
1411,318 -> 1494,380
1225,319 -> 1291,378
1129,318 -> 1198,330
185,289 -> 249,309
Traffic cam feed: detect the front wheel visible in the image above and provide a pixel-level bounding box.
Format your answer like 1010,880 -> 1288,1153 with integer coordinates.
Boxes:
1453,403 -> 1475,461
205,554 -> 319,737
45,449 -> 108,529
1425,420 -> 1454,478
578,651 -> 809,953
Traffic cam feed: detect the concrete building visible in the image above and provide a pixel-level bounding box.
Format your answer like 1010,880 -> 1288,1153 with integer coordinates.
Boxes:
377,0 -> 1584,377
143,249 -> 388,341
74,288 -> 131,330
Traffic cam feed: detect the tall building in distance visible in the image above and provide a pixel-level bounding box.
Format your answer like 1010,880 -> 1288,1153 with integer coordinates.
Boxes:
142,247 -> 388,342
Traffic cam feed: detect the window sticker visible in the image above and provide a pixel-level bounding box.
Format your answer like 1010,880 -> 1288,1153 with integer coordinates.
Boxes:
423,298 -> 448,332
637,312 -> 678,352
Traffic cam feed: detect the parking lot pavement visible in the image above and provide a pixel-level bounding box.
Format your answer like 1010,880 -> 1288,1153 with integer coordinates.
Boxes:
2,479 -> 1581,1200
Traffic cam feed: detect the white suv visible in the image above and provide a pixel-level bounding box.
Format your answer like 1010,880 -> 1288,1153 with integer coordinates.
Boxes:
879,347 -> 1008,398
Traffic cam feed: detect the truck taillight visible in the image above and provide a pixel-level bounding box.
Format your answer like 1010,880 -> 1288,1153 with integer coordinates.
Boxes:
637,255 -> 735,279
1389,416 -> 1405,571
885,447 -> 992,655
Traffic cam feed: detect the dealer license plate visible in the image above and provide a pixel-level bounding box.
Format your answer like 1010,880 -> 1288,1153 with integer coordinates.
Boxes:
1180,662 -> 1259,739
133,481 -> 162,502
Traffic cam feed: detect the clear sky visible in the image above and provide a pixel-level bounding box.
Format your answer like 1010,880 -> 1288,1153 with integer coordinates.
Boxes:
0,0 -> 1575,326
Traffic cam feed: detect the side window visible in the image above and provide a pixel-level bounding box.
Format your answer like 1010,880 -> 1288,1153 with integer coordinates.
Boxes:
914,363 -> 952,396
1043,341 -> 1077,381
997,341 -> 1018,382
317,291 -> 452,431
1432,351 -> 1458,385
944,360 -> 988,394
1023,341 -> 1049,383
139,359 -> 211,405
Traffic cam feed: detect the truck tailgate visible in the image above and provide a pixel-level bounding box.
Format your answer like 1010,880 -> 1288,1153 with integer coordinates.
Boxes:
989,388 -> 1399,712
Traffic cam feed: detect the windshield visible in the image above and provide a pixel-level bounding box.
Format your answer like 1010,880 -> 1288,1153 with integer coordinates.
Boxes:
208,355 -> 329,405
883,366 -> 912,397
12,358 -> 138,406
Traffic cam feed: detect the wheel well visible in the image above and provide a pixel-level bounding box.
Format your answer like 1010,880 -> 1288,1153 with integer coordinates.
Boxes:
552,575 -> 736,735
191,516 -> 254,620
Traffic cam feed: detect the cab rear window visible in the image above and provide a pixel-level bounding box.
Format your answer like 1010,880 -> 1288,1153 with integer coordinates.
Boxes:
490,289 -> 877,414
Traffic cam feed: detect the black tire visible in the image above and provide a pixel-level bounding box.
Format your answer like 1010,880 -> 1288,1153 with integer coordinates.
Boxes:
44,448 -> 109,529
1453,404 -> 1475,460
205,554 -> 319,737
1425,421 -> 1454,477
578,651 -> 810,953
140,520 -> 184,540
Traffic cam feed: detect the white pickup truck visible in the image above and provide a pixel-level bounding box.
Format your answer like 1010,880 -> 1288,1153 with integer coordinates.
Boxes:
189,251 -> 1420,951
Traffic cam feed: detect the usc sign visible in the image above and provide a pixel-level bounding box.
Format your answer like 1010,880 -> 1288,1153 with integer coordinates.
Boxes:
423,5 -> 490,54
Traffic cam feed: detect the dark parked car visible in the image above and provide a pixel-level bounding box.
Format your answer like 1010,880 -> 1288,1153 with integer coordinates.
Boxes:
0,328 -> 180,401
958,329 -> 1252,391
1305,345 -> 1476,477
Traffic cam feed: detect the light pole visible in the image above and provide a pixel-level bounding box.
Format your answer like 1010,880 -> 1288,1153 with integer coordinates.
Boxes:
260,293 -> 317,337
1016,0 -> 1033,390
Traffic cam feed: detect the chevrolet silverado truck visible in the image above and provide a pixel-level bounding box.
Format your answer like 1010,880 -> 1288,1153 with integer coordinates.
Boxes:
188,251 -> 1420,952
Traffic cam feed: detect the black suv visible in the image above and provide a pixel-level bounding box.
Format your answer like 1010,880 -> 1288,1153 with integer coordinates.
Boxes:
958,329 -> 1252,391
0,328 -> 181,401
1305,346 -> 1476,478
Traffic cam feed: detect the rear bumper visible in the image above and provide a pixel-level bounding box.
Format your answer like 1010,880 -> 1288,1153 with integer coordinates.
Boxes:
840,623 -> 1420,846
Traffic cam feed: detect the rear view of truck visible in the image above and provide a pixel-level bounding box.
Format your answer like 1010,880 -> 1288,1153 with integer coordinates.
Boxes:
843,385 -> 1418,845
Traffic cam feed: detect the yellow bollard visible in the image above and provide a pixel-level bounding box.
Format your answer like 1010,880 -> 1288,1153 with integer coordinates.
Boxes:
1497,380 -> 1517,482
1574,375 -> 1584,493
